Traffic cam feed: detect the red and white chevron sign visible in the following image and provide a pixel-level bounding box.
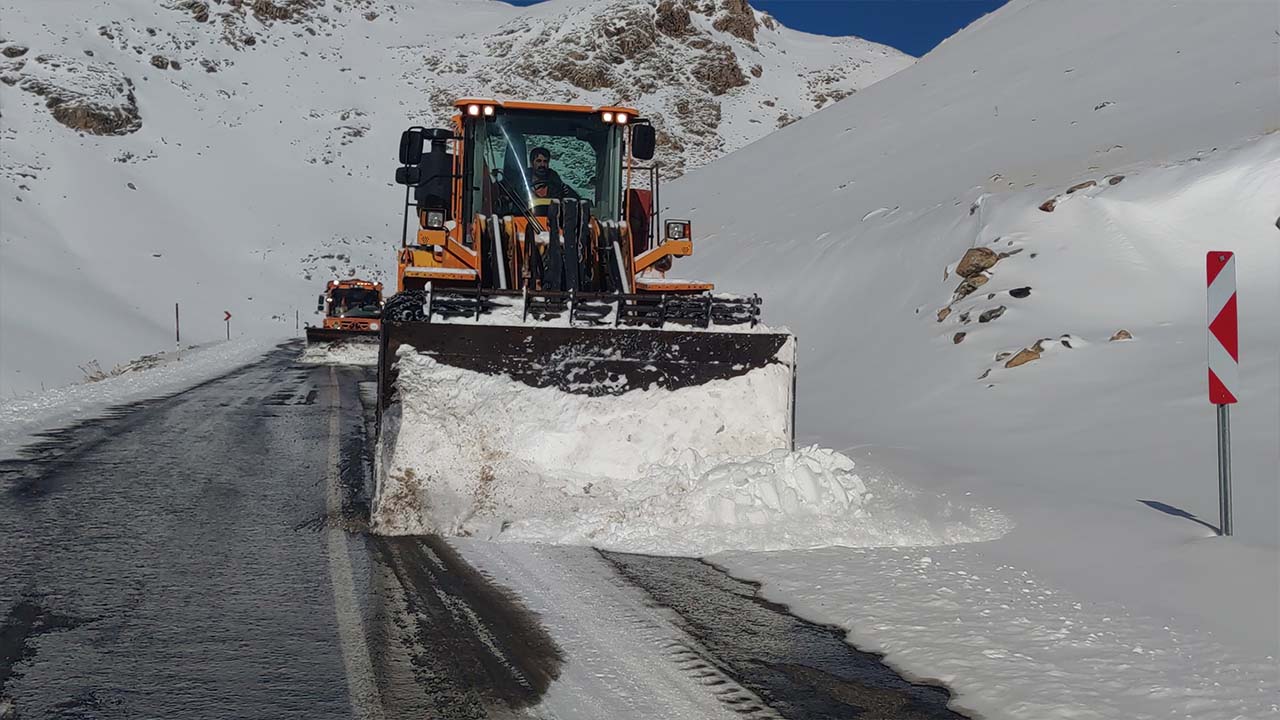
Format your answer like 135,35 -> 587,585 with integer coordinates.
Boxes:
1206,251 -> 1239,405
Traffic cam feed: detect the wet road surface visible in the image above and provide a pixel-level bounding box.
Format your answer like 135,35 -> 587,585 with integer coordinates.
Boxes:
0,343 -> 967,719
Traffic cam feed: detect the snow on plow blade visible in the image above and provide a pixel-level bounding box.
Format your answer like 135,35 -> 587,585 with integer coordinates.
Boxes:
375,289 -> 797,443
305,327 -> 379,344
380,321 -> 792,395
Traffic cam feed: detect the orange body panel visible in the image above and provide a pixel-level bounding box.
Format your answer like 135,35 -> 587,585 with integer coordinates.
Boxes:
633,240 -> 694,274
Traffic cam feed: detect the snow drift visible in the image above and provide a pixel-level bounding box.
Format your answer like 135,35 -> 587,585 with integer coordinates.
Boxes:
372,349 -> 1009,554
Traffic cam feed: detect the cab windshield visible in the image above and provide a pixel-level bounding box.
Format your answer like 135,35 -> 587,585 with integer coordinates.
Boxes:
467,109 -> 623,222
329,288 -> 381,318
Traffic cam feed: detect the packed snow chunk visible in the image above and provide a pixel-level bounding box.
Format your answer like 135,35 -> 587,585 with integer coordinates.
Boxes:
372,350 -> 1009,555
297,341 -> 378,366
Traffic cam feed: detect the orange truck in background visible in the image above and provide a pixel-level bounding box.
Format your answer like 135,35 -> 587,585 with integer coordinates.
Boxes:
305,279 -> 383,344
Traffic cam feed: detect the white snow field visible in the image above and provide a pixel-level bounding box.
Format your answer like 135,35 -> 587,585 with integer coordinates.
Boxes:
0,0 -> 909,398
662,0 -> 1280,718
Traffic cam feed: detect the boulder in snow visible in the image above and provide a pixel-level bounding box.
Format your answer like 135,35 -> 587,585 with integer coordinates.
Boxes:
1004,347 -> 1041,368
955,247 -> 999,278
978,306 -> 1006,323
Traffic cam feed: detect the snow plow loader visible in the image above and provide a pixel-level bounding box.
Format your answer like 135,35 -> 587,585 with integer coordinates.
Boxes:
305,279 -> 384,345
378,98 -> 796,442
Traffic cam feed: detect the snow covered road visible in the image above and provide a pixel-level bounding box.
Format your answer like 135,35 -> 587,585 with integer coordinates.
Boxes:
0,344 -> 970,719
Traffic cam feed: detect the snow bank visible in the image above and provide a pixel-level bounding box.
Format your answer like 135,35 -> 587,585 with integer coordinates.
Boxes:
372,350 -> 1009,555
0,338 -> 277,458
505,446 -> 1011,555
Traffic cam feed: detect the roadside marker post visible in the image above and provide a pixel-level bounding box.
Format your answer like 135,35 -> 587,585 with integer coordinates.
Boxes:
225,310 -> 232,341
1206,251 -> 1238,536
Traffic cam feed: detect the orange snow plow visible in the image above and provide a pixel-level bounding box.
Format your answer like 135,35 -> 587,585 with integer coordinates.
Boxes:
305,279 -> 383,345
378,98 -> 795,440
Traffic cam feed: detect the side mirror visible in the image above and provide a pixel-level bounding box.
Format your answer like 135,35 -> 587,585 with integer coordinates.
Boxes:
399,128 -> 424,166
395,166 -> 423,186
316,294 -> 325,313
630,124 -> 656,161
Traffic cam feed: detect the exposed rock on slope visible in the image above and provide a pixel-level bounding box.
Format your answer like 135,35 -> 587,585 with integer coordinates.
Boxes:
2,54 -> 141,135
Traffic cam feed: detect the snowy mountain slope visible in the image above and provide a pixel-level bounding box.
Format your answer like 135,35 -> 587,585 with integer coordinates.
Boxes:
0,0 -> 911,396
667,0 -> 1279,717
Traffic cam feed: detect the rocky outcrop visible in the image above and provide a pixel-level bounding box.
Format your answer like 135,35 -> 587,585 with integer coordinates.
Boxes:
692,42 -> 747,95
6,54 -> 141,135
711,0 -> 758,43
655,0 -> 693,36
398,0 -> 909,176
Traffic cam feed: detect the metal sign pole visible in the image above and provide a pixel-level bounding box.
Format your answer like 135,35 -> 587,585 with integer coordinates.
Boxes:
1217,404 -> 1232,536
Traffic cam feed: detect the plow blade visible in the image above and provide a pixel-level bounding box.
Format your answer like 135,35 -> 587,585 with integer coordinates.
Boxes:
378,321 -> 794,406
305,327 -> 379,344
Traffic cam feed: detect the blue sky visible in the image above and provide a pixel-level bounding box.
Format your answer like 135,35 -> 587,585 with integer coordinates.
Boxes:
499,0 -> 1010,57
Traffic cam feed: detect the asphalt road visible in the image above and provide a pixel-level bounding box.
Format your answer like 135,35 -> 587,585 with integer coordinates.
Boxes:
0,343 -> 966,719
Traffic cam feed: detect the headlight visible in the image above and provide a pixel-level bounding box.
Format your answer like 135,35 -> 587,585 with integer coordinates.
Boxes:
425,210 -> 445,229
665,220 -> 690,240
616,112 -> 629,125
482,105 -> 495,117
370,322 -> 379,331
602,111 -> 615,123
467,104 -> 481,116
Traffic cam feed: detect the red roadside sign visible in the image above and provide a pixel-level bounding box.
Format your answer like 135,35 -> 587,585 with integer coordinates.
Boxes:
1206,252 -> 1238,404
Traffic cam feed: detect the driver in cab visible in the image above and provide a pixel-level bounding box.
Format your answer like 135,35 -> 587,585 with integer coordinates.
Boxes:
527,146 -> 578,214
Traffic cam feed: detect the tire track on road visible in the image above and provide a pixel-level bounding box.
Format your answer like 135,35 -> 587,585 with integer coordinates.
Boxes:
325,366 -> 387,720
